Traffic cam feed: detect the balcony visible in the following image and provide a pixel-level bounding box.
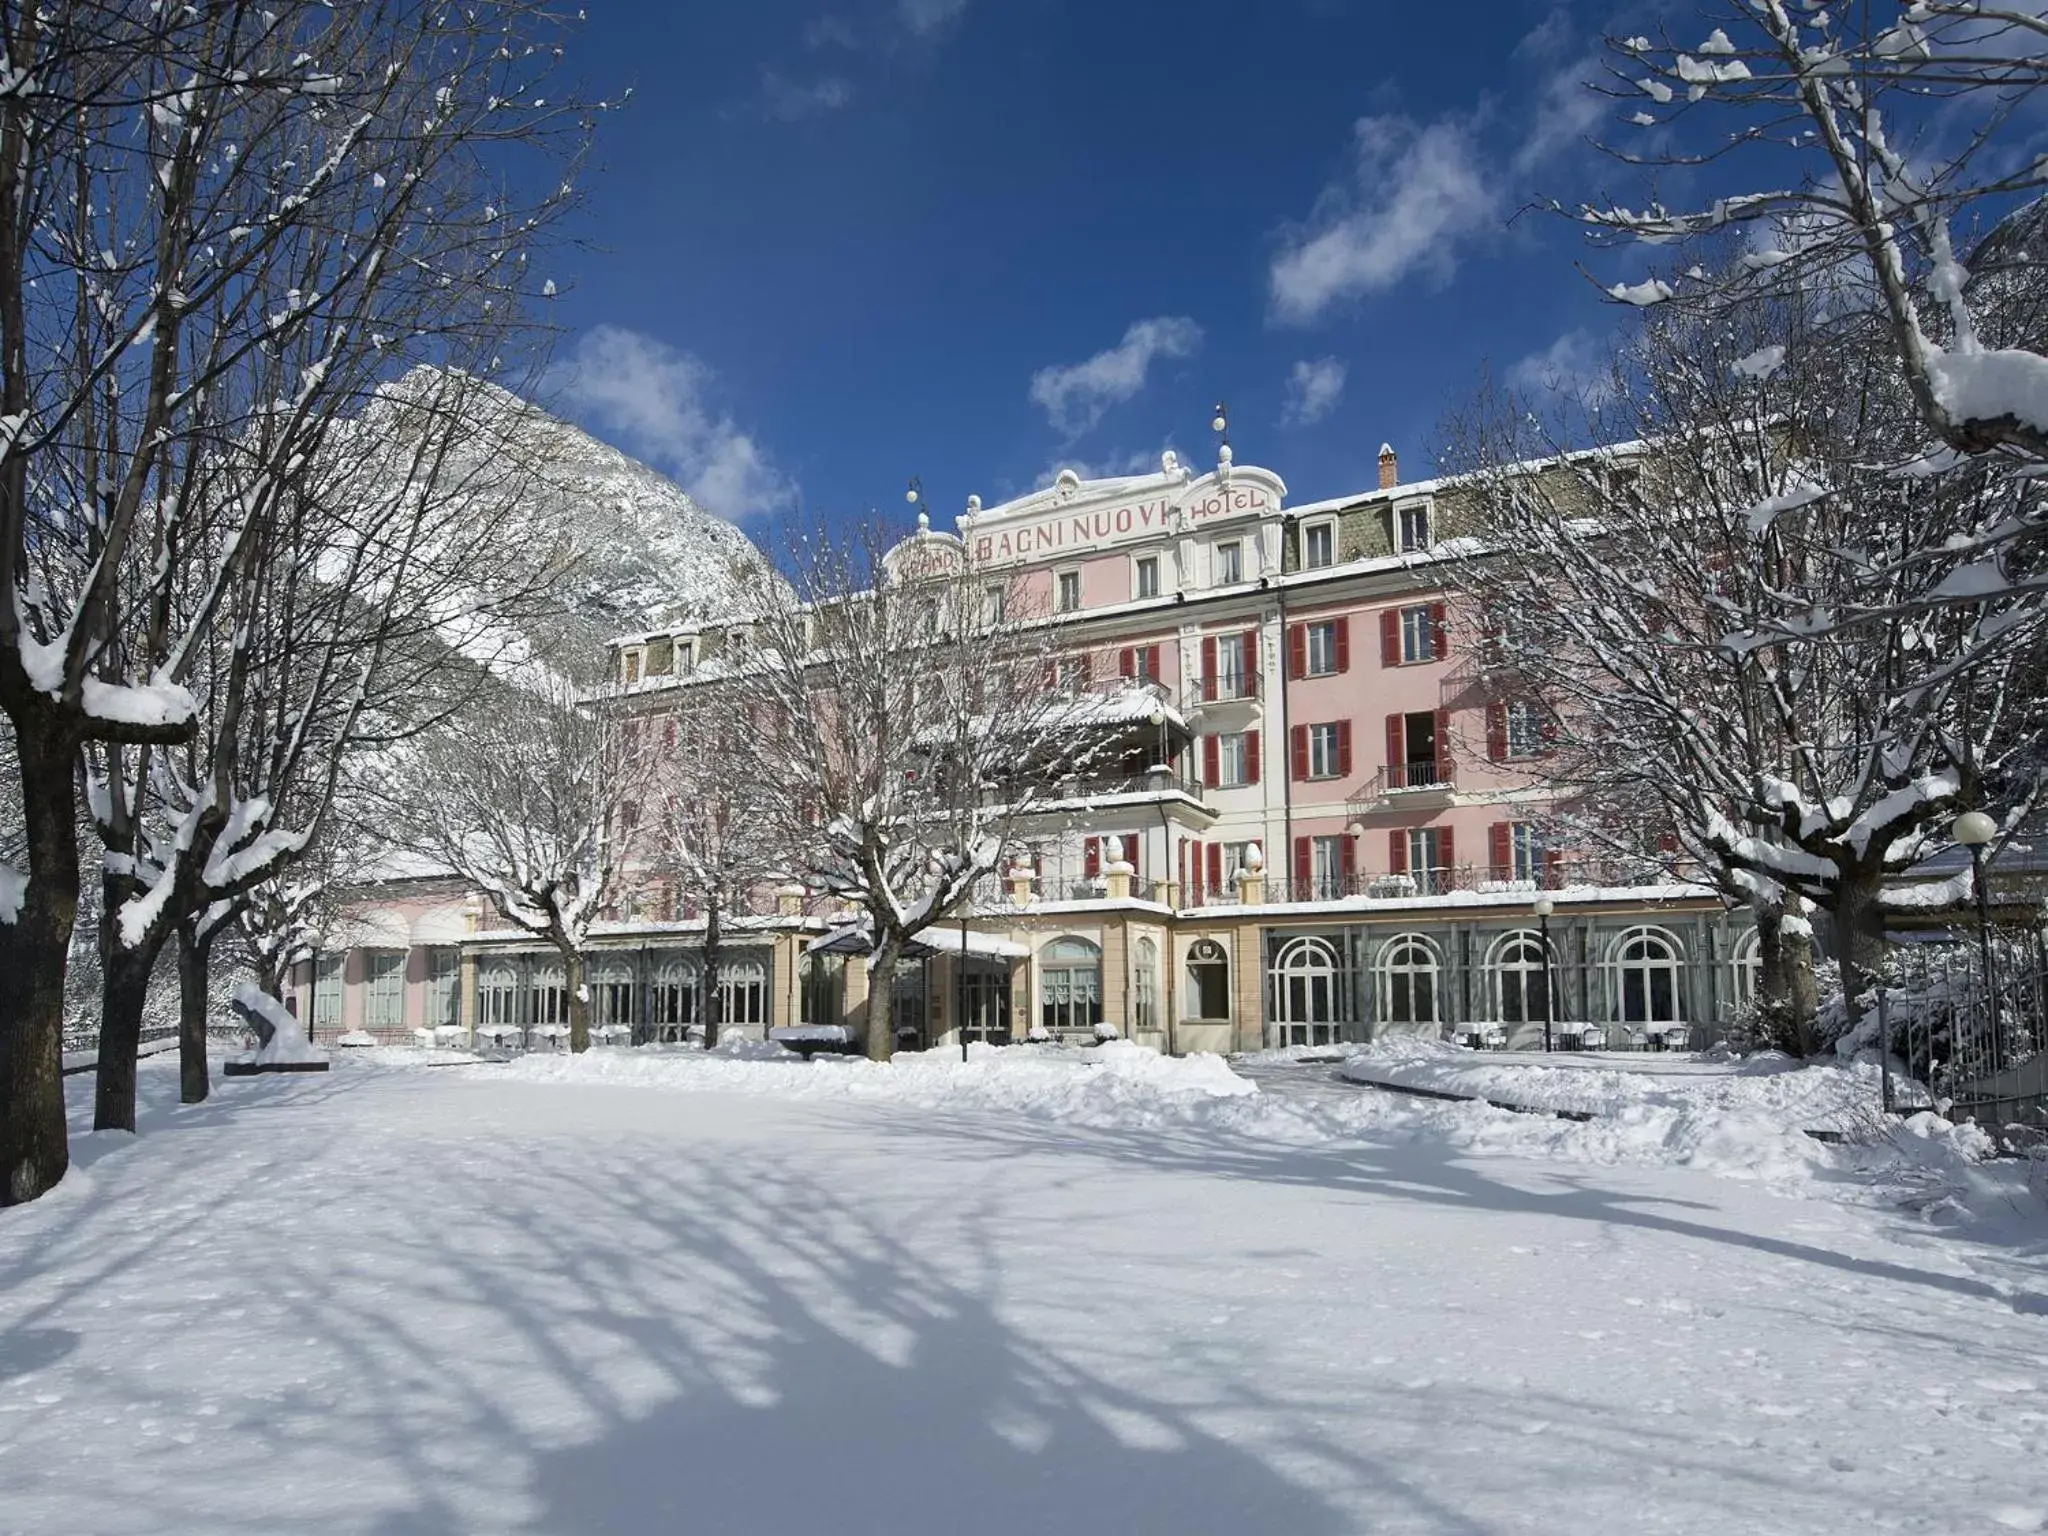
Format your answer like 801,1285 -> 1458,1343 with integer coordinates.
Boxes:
1184,668 -> 1261,713
1347,759 -> 1457,812
1232,856 -> 1703,907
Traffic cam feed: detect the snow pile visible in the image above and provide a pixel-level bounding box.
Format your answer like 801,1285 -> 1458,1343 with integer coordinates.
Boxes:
492,1038 -> 1255,1129
232,983 -> 329,1067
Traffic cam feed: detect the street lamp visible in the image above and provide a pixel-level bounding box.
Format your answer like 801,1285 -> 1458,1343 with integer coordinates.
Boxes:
1953,810 -> 2000,1076
1533,896 -> 1556,1054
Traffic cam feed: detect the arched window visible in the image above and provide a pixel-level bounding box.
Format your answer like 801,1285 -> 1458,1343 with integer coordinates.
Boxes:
591,960 -> 635,1028
649,959 -> 700,1042
1133,937 -> 1159,1033
1612,926 -> 1683,1023
531,965 -> 570,1029
1272,936 -> 1344,1047
1730,930 -> 1762,1011
720,957 -> 769,1030
1184,936 -> 1231,1021
479,964 -> 518,1030
800,953 -> 844,1027
1488,930 -> 1552,1024
1378,934 -> 1440,1029
1040,937 -> 1103,1037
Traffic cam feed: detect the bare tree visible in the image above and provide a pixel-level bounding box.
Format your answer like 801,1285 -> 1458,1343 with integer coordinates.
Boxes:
0,1 -> 594,1201
635,694 -> 783,1049
739,517 -> 1109,1061
1579,4 -> 2048,475
1444,285 -> 2046,1046
377,669 -> 644,1054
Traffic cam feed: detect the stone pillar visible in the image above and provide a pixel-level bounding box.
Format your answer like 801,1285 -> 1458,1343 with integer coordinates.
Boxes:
776,884 -> 807,917
458,948 -> 478,1047
1230,920 -> 1265,1053
1236,869 -> 1264,905
1008,864 -> 1036,907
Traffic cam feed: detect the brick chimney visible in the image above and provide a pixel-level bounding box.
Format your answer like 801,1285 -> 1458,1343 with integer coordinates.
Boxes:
1377,442 -> 1398,491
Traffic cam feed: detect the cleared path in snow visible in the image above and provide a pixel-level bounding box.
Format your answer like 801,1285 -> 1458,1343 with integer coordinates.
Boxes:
0,1057 -> 2043,1534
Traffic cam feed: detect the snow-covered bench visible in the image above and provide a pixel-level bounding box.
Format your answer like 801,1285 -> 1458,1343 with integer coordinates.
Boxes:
769,1025 -> 855,1060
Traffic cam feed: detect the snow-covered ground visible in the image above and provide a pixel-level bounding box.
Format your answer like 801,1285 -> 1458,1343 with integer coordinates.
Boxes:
2,1047 -> 2044,1534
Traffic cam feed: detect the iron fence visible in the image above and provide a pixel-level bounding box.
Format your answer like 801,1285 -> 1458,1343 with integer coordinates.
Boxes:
1874,927 -> 2048,1136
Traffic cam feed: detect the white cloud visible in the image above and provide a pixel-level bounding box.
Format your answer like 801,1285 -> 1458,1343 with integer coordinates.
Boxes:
554,325 -> 797,521
759,71 -> 853,120
1028,317 -> 1203,437
802,14 -> 859,49
1282,357 -> 1348,426
1268,114 -> 1502,326
899,0 -> 969,36
1506,327 -> 1614,403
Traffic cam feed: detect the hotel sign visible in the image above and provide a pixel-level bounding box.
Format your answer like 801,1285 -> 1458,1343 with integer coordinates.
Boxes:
970,482 -> 1273,565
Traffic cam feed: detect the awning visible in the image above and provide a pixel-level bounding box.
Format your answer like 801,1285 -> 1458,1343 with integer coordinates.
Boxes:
806,922 -> 1028,960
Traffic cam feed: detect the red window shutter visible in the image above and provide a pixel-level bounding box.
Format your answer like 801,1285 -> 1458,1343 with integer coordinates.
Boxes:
1336,719 -> 1353,778
1380,608 -> 1399,667
1084,837 -> 1101,878
1389,829 -> 1408,875
1385,714 -> 1405,775
1341,835 -> 1357,881
1290,724 -> 1309,782
1203,735 -> 1220,787
1127,838 -> 1139,878
1043,657 -> 1058,688
1244,730 -> 1261,784
1485,702 -> 1507,762
1207,843 -> 1223,893
1489,822 -> 1511,879
1293,836 -> 1312,887
1201,635 -> 1217,698
1439,825 -> 1455,871
1118,647 -> 1135,678
1146,644 -> 1162,681
1288,623 -> 1307,680
1435,708 -> 1454,772
1656,831 -> 1678,854
1242,629 -> 1258,687
1430,602 -> 1449,660
1543,847 -> 1563,885
1334,615 -> 1351,673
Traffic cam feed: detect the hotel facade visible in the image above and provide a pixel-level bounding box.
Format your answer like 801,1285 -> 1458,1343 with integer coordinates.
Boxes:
303,445 -> 1762,1055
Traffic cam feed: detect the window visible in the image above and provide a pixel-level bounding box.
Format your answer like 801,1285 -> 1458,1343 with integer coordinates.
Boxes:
1303,520 -> 1336,569
1391,710 -> 1442,787
592,962 -> 635,1030
1307,723 -> 1343,779
1397,503 -> 1432,553
1612,927 -> 1683,1024
1215,540 -> 1243,585
1405,827 -> 1449,893
1210,631 -> 1251,699
624,651 -> 641,685
1222,841 -> 1262,885
531,966 -> 570,1031
1305,621 -> 1339,677
961,962 -> 1013,1045
1400,605 -> 1440,664
426,948 -> 460,1029
1040,937 -> 1103,1037
314,954 -> 344,1033
1134,556 -> 1160,599
1057,655 -> 1087,692
1310,835 -> 1348,900
719,957 -> 769,1029
1509,822 -> 1545,883
1185,937 -> 1231,1020
800,954 -> 844,1026
675,640 -> 695,673
649,959 -> 699,1042
364,952 -> 404,1032
1057,570 -> 1082,612
478,964 -> 518,1034
1731,931 -> 1762,1011
984,585 -> 1007,626
1217,732 -> 1250,787
1505,699 -> 1543,759
1134,937 -> 1159,1032
1272,936 -> 1344,1047
1609,463 -> 1641,498
1491,931 -> 1552,1025
1379,935 -> 1440,1027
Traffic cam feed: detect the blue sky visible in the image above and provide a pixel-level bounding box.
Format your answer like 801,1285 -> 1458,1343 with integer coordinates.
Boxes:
539,0 -> 1656,528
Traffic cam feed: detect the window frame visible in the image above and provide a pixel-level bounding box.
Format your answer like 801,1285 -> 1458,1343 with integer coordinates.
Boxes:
1504,699 -> 1543,759
1302,518 -> 1336,570
1304,620 -> 1339,677
1215,539 -> 1244,585
1399,604 -> 1438,664
1216,731 -> 1251,788
1396,502 -> 1433,553
1133,554 -> 1160,600
1306,722 -> 1342,779
1056,569 -> 1082,613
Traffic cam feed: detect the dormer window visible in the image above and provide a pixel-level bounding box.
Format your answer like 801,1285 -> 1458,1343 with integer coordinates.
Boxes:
1216,540 -> 1243,585
1397,503 -> 1432,553
623,650 -> 641,685
675,640 -> 695,672
646,637 -> 673,675
1303,519 -> 1336,570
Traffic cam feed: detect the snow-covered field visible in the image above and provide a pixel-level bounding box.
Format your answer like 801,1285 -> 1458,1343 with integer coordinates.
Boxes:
2,1046 -> 2045,1534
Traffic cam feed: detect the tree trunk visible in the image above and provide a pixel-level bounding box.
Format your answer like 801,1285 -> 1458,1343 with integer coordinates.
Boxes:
1784,922 -> 1821,1056
176,921 -> 212,1105
866,936 -> 900,1062
95,912 -> 165,1134
565,948 -> 590,1053
1753,906 -> 1793,1050
0,722 -> 80,1205
1831,870 -> 1889,1047
702,897 -> 722,1051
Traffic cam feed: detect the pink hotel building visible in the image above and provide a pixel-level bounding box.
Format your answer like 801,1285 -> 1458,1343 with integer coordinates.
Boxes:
311,447 -> 1762,1055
